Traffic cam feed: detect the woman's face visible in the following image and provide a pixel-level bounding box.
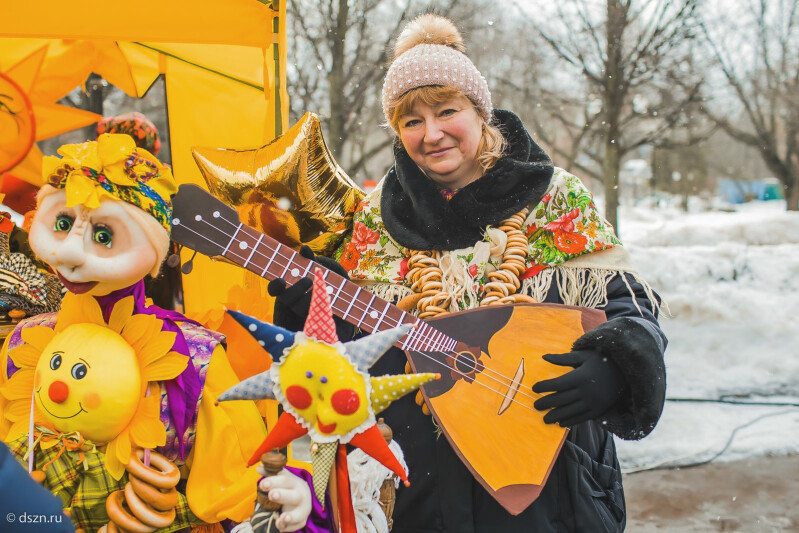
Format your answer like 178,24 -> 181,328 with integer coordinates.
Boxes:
29,191 -> 157,296
398,95 -> 484,189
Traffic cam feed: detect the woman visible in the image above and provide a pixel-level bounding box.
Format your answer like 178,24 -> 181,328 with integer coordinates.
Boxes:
0,134 -> 301,532
272,14 -> 666,533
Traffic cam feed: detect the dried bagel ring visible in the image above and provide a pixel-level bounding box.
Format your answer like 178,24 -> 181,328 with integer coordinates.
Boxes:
128,475 -> 179,511
105,491 -> 156,533
126,450 -> 180,490
124,482 -> 176,528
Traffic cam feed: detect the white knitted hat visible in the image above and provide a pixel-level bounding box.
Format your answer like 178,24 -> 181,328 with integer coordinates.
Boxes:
381,15 -> 492,124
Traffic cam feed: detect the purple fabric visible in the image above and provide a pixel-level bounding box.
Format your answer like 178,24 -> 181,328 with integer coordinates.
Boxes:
94,280 -> 202,460
283,466 -> 336,533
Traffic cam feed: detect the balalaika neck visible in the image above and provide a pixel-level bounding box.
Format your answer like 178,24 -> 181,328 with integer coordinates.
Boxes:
219,221 -> 457,353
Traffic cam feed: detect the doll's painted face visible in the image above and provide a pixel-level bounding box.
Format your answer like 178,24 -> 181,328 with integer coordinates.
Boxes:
277,340 -> 370,436
29,190 -> 157,296
34,323 -> 142,443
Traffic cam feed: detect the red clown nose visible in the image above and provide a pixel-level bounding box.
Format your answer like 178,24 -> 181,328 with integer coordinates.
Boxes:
48,381 -> 69,403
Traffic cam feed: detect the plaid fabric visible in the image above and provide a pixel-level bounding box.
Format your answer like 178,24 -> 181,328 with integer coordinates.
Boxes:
303,269 -> 339,344
0,231 -> 63,315
8,431 -> 203,532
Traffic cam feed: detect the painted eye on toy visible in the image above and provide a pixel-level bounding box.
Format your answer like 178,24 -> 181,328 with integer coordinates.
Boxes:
92,225 -> 113,248
71,363 -> 88,380
285,385 -> 312,409
53,214 -> 73,232
49,353 -> 62,370
331,388 -> 360,415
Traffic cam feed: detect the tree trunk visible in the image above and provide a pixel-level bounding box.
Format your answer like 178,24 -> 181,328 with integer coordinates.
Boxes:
327,0 -> 349,159
602,0 -> 626,232
603,139 -> 621,230
787,175 -> 799,211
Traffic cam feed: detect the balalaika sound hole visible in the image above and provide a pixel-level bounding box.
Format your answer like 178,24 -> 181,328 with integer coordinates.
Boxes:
454,351 -> 479,375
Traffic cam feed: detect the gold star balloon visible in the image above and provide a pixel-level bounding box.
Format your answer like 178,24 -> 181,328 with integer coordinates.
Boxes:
191,112 -> 364,256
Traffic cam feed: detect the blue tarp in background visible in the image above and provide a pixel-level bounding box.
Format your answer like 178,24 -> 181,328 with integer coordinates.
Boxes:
718,178 -> 784,203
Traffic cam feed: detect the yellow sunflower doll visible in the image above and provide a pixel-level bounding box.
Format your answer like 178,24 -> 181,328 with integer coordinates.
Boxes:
0,134 -> 267,532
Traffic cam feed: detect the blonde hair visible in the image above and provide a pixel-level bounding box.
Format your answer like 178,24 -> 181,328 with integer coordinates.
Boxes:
36,185 -> 170,277
389,85 -> 507,172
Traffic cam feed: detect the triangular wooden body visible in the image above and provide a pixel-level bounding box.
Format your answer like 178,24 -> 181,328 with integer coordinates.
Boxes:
405,303 -> 605,515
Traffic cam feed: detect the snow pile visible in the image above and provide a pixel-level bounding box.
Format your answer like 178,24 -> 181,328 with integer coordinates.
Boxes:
615,200 -> 799,470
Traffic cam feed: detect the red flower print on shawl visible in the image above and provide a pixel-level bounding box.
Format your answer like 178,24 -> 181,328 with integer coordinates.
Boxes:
544,208 -> 581,233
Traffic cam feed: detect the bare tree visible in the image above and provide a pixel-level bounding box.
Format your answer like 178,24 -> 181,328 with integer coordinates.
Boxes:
514,0 -> 707,229
699,0 -> 799,210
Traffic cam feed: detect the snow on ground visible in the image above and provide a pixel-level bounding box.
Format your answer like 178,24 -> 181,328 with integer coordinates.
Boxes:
614,199 -> 799,472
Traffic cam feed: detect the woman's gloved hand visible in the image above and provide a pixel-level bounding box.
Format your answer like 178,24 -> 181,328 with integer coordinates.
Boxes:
532,350 -> 628,427
268,245 -> 355,338
257,467 -> 312,532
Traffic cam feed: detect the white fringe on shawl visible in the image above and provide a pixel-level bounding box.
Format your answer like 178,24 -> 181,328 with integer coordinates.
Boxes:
520,246 -> 666,317
358,281 -> 415,307
348,440 -> 408,533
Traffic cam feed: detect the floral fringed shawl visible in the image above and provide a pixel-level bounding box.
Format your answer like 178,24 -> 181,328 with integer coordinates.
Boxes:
335,168 -> 662,315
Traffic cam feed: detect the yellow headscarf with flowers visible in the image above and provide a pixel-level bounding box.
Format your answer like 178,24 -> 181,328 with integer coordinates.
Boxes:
41,134 -> 177,231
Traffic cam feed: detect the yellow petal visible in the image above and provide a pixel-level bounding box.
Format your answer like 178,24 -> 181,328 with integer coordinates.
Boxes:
79,295 -> 107,326
104,436 -> 125,480
138,332 -> 177,368
54,294 -> 81,331
3,398 -> 31,423
19,326 -> 56,352
108,296 -> 135,334
116,429 -> 131,462
142,352 -> 188,382
97,133 -> 136,165
1,370 -> 34,401
121,314 -> 161,349
6,419 -> 30,443
129,417 -> 166,449
129,395 -> 167,449
8,344 -> 43,369
56,293 -> 105,329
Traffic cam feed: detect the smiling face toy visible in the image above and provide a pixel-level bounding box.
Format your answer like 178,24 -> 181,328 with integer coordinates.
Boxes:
277,339 -> 370,437
34,323 -> 141,443
27,133 -> 175,297
4,293 -> 187,478
218,267 -> 440,511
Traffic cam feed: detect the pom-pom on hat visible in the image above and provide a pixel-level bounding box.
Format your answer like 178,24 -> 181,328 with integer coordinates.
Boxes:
381,14 -> 492,124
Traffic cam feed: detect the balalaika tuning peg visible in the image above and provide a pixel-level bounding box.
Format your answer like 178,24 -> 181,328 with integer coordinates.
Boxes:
181,250 -> 198,275
166,245 -> 182,268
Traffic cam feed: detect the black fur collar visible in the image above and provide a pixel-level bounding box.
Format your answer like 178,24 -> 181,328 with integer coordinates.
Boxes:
380,109 -> 553,250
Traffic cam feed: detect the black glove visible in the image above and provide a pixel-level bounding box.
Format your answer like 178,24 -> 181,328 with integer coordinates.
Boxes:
268,245 -> 355,339
532,350 -> 628,427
